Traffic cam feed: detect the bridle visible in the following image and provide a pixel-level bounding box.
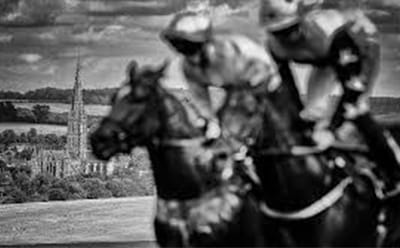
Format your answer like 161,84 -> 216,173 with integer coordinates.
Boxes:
108,81 -> 162,148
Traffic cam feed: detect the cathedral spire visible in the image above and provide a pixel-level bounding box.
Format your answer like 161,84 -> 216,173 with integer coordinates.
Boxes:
74,50 -> 81,91
67,50 -> 87,161
71,50 -> 85,114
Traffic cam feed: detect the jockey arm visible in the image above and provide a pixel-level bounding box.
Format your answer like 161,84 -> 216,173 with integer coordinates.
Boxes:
182,36 -> 282,140
331,21 -> 380,96
329,16 -> 380,129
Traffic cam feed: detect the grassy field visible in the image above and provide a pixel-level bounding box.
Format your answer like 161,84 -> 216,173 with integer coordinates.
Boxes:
0,197 -> 156,246
14,102 -> 111,116
0,123 -> 67,135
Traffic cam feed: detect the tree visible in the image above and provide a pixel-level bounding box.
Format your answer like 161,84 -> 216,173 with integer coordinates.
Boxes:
13,172 -> 32,195
65,181 -> 87,199
27,128 -> 38,143
48,188 -> 67,201
0,102 -> 17,121
32,104 -> 50,123
82,178 -> 112,199
31,173 -> 55,195
5,187 -> 28,204
19,132 -> 28,143
0,171 -> 13,187
17,148 -> 33,161
106,179 -> 127,197
16,108 -> 37,123
1,129 -> 17,146
121,178 -> 146,196
44,134 -> 59,148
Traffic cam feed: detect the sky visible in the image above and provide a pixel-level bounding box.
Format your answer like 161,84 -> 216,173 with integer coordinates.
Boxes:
0,0 -> 399,96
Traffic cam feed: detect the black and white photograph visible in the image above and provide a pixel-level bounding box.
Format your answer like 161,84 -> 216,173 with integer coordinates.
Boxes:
1,0 -> 400,247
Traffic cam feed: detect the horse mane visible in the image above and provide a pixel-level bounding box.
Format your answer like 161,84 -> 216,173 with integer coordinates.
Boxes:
153,78 -> 204,139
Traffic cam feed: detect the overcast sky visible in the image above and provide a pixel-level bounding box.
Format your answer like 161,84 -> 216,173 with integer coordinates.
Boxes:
0,0 -> 399,96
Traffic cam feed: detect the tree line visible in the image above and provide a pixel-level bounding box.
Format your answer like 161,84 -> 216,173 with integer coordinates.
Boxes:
0,147 -> 154,204
0,87 -> 190,105
2,87 -> 400,114
0,101 -> 102,126
0,128 -> 66,150
0,163 -> 154,204
0,87 -> 118,105
0,101 -> 64,124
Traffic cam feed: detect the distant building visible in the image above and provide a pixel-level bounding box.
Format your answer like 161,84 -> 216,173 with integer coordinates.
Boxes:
29,55 -> 120,178
30,148 -> 74,178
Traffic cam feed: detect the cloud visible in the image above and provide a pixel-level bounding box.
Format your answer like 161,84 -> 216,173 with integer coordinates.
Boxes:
80,0 -> 250,17
0,0 -> 69,27
0,34 -> 13,43
19,54 -> 43,63
381,0 -> 400,7
71,24 -> 140,43
37,32 -> 57,41
41,65 -> 57,75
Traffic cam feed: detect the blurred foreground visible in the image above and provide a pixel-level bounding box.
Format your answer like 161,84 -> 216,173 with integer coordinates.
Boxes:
0,197 -> 156,247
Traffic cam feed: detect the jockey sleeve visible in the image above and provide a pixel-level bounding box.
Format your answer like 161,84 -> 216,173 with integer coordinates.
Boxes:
329,14 -> 380,94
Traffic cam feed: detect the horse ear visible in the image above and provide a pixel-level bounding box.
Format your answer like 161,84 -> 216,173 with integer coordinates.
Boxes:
127,60 -> 138,81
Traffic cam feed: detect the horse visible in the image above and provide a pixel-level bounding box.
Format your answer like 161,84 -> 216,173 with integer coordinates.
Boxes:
217,66 -> 400,247
90,61 -> 265,247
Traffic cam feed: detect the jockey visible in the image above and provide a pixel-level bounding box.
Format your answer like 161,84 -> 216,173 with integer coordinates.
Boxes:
259,0 -> 400,191
161,11 -> 281,140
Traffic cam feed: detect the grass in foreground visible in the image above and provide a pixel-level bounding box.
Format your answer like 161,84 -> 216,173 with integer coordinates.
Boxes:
0,197 -> 156,246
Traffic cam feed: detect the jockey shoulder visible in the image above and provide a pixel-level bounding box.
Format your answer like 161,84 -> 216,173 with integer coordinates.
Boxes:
184,34 -> 279,88
267,9 -> 379,66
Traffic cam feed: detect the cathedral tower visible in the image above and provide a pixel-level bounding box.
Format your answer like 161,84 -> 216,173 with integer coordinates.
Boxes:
67,55 -> 87,160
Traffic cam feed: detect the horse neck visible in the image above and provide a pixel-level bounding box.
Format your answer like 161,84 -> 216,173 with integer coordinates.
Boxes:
146,87 -> 206,200
261,81 -> 311,150
259,81 -> 332,210
157,87 -> 203,139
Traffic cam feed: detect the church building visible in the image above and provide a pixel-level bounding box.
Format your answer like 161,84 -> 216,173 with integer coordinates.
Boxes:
30,55 -> 117,178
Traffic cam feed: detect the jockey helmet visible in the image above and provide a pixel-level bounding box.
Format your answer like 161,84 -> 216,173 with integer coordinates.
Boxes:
259,0 -> 323,32
161,12 -> 213,56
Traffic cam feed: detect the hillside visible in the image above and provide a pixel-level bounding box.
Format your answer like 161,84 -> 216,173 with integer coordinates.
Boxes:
0,88 -> 190,106
0,197 -> 156,246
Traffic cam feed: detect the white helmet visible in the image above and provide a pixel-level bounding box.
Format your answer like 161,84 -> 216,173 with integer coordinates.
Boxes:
161,11 -> 212,43
259,0 -> 323,31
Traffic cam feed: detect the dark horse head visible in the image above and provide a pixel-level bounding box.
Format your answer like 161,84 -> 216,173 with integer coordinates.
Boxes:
218,66 -> 384,246
91,61 -> 166,160
90,60 -> 210,199
90,61 -> 267,247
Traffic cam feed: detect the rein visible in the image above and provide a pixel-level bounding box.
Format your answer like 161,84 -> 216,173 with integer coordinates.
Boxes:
256,143 -> 370,158
260,177 -> 353,220
153,137 -> 207,147
255,142 -> 369,220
